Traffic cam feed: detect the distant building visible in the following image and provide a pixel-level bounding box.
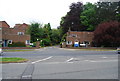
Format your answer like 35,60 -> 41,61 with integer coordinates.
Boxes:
0,21 -> 30,47
66,29 -> 94,47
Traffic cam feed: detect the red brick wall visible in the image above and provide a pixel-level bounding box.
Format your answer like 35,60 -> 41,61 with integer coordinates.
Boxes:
2,34 -> 30,43
66,31 -> 94,46
0,21 -> 10,28
1,21 -> 30,46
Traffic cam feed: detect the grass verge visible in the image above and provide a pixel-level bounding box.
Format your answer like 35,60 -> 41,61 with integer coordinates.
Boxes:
0,57 -> 28,63
3,49 -> 35,52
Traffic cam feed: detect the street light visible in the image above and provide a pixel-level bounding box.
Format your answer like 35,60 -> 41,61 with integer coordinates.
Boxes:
37,39 -> 39,41
40,40 -> 44,47
41,40 -> 42,42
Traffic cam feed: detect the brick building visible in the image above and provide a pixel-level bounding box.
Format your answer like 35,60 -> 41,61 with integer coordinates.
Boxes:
66,29 -> 94,47
0,21 -> 30,47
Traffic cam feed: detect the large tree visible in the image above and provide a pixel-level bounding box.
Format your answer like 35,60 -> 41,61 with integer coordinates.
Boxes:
28,22 -> 62,46
60,2 -> 83,34
28,22 -> 41,42
93,21 -> 120,47
116,1 -> 120,22
50,29 -> 62,45
95,2 -> 120,24
80,3 -> 96,31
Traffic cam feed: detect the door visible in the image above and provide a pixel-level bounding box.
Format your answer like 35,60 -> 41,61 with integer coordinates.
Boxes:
3,40 -> 8,47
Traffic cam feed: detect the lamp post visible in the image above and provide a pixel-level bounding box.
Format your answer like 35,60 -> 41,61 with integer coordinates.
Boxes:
36,39 -> 39,48
37,39 -> 39,41
40,40 -> 43,47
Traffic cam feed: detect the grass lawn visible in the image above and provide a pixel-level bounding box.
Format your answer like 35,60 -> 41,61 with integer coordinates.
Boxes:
0,57 -> 28,63
3,49 -> 35,52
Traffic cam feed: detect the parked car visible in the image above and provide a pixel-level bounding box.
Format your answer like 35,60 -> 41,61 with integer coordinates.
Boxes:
80,44 -> 86,47
117,47 -> 120,54
0,48 -> 3,56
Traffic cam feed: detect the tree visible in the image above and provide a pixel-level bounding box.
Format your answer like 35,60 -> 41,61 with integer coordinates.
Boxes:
116,1 -> 120,21
51,29 -> 61,45
80,3 -> 96,31
43,23 -> 52,39
28,22 -> 62,46
60,2 -> 83,34
29,22 -> 41,42
95,2 -> 120,24
93,21 -> 120,47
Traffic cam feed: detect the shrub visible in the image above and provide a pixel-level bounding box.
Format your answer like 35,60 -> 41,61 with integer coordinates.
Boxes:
8,42 -> 26,47
93,21 -> 120,47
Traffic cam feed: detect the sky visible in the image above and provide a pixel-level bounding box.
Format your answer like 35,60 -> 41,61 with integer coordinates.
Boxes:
0,0 -> 99,28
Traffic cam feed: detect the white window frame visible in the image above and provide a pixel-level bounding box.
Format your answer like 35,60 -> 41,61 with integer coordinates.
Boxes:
66,41 -> 72,45
17,32 -> 24,35
26,40 -> 30,45
69,34 -> 77,37
8,40 -> 12,44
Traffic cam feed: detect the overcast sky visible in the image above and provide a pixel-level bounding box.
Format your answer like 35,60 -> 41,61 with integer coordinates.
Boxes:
0,0 -> 98,28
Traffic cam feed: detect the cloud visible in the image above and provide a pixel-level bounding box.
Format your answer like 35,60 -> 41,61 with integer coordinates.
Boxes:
0,0 -> 98,28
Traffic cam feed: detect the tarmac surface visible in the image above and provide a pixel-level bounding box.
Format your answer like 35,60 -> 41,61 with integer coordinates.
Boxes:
1,47 -> 119,79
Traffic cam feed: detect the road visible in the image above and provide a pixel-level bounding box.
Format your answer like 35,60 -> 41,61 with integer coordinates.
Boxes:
1,47 -> 119,79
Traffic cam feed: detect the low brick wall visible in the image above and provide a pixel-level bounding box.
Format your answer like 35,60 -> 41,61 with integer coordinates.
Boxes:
2,47 -> 39,49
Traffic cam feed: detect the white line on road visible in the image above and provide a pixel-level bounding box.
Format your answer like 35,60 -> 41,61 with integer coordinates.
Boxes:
66,58 -> 74,62
90,60 -> 117,62
21,75 -> 32,78
102,57 -> 108,58
84,60 -> 89,61
7,63 -> 27,65
31,56 -> 53,64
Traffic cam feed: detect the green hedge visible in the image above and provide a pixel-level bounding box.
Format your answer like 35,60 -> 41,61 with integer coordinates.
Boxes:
8,42 -> 26,47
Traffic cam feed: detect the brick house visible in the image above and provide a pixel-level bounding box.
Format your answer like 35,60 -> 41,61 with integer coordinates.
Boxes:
66,29 -> 94,47
0,21 -> 30,47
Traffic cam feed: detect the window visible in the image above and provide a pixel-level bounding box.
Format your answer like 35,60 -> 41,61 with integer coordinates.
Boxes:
8,40 -> 12,44
82,41 -> 90,45
69,34 -> 77,37
26,40 -> 30,45
66,41 -> 72,45
17,32 -> 24,35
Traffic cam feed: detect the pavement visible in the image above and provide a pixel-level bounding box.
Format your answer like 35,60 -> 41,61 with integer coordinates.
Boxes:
1,46 -> 119,79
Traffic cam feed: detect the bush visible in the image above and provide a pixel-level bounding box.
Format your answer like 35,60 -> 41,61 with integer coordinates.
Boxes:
8,42 -> 26,47
93,21 -> 120,47
32,42 -> 36,47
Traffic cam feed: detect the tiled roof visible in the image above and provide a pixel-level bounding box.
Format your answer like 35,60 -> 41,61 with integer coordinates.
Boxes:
0,21 -> 10,28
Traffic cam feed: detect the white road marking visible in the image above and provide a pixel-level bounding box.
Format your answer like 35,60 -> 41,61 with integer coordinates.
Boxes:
102,57 -> 108,58
6,63 -> 27,65
90,60 -> 117,62
5,76 -> 19,79
44,62 -> 64,64
22,75 -> 32,78
66,58 -> 74,62
84,60 -> 89,61
31,56 -> 53,64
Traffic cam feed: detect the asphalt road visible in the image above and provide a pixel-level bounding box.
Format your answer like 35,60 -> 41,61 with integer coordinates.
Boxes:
1,47 -> 119,79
